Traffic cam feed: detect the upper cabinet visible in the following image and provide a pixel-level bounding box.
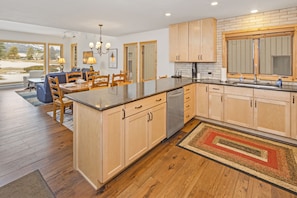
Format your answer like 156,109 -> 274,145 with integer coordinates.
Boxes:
169,22 -> 189,62
189,18 -> 217,62
169,18 -> 217,63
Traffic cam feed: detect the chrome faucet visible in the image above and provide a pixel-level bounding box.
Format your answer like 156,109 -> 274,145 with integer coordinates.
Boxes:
254,74 -> 257,83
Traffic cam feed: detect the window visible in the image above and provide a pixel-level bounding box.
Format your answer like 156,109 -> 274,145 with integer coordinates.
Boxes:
48,43 -> 63,73
223,26 -> 296,81
0,40 -> 45,85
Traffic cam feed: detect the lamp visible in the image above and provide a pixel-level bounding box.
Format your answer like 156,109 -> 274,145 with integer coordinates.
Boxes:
89,24 -> 111,56
58,58 -> 65,72
87,57 -> 96,71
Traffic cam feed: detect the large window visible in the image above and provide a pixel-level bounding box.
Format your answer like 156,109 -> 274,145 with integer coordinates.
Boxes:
223,26 -> 296,81
48,43 -> 63,73
0,41 -> 45,85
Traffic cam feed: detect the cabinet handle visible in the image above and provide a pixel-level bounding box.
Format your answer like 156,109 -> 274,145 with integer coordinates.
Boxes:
206,86 -> 208,92
150,112 -> 153,121
293,96 -> 295,104
135,105 -> 143,109
186,97 -> 190,100
186,105 -> 190,108
221,96 -> 223,102
255,100 -> 257,108
122,109 -> 126,120
156,98 -> 162,102
186,88 -> 190,91
147,113 -> 150,122
212,88 -> 220,90
250,100 -> 252,107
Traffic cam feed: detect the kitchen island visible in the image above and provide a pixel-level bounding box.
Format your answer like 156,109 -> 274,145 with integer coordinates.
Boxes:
66,78 -> 193,190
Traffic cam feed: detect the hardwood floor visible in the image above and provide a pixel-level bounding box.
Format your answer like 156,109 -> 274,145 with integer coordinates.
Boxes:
0,87 -> 296,198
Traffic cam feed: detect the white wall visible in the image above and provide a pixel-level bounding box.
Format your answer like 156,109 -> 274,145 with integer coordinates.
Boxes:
71,28 -> 174,80
114,28 -> 174,80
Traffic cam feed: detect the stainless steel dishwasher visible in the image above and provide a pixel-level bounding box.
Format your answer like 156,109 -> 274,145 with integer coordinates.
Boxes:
166,88 -> 184,138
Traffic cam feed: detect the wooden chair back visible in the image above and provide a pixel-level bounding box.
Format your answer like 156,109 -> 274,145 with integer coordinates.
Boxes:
86,71 -> 100,82
111,73 -> 127,87
90,74 -> 110,89
48,76 -> 73,124
48,76 -> 63,102
66,71 -> 83,83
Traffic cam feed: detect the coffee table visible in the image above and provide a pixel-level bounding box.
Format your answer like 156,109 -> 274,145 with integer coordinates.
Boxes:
28,78 -> 44,91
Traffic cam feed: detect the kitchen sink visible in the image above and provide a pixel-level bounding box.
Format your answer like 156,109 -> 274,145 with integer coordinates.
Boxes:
233,82 -> 280,89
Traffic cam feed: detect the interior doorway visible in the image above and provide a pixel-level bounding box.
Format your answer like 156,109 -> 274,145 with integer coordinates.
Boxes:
140,40 -> 157,82
123,43 -> 138,83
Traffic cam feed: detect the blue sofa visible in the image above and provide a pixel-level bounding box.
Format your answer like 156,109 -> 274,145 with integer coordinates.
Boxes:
36,68 -> 90,103
36,72 -> 67,103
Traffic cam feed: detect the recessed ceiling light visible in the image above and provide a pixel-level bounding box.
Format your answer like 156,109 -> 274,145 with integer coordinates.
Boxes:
165,13 -> 171,17
211,2 -> 218,6
251,9 -> 258,14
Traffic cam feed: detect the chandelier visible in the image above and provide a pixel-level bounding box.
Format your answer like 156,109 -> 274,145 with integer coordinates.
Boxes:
89,24 -> 111,56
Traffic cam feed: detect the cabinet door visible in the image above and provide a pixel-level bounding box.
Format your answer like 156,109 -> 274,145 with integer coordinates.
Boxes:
291,93 -> 297,139
102,106 -> 125,182
125,110 -> 149,166
189,18 -> 216,62
200,18 -> 217,62
196,84 -> 209,118
149,103 -> 166,148
169,22 -> 188,62
188,20 -> 202,61
209,92 -> 223,121
224,94 -> 254,128
254,98 -> 290,137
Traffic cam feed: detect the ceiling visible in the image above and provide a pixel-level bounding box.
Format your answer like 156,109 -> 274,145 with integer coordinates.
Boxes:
0,0 -> 297,37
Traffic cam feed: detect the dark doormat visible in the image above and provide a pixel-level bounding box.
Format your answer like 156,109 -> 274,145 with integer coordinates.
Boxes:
0,170 -> 55,198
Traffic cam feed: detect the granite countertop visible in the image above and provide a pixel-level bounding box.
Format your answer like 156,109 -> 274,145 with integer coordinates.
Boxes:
66,77 -> 297,111
66,77 -> 193,111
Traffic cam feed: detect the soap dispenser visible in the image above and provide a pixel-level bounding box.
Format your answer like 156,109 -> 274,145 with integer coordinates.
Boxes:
276,77 -> 282,87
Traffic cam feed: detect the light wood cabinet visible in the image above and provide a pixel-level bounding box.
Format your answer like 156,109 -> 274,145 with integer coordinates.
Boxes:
124,93 -> 166,166
125,110 -> 149,166
208,85 -> 224,121
169,22 -> 188,62
169,18 -> 217,62
184,84 -> 196,123
189,18 -> 217,62
254,89 -> 291,137
148,103 -> 167,148
196,84 -> 209,117
73,103 -> 125,189
224,86 -> 254,128
291,93 -> 297,139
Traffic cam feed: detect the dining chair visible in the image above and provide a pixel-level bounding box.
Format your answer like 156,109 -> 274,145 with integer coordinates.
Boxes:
111,73 -> 127,86
66,71 -> 83,83
48,76 -> 73,124
86,71 -> 100,82
90,74 -> 110,89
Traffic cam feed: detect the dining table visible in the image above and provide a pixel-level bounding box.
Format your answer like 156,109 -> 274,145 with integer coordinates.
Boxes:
59,82 -> 90,95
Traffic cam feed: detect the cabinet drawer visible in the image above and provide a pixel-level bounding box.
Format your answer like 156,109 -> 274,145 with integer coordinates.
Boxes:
184,99 -> 194,110
184,91 -> 194,103
125,93 -> 166,117
184,108 -> 194,123
209,84 -> 223,93
184,84 -> 195,94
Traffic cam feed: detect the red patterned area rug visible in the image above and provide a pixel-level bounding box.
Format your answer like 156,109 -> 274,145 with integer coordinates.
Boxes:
178,122 -> 297,193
